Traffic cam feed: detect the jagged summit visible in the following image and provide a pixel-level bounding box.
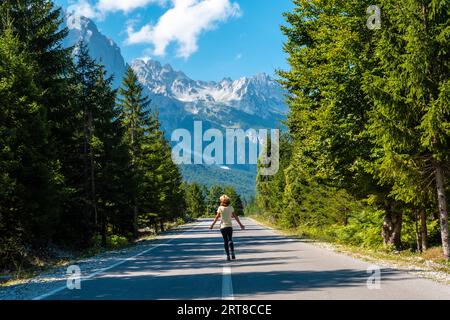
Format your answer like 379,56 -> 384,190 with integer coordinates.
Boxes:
64,13 -> 127,88
131,58 -> 287,118
63,14 -> 286,121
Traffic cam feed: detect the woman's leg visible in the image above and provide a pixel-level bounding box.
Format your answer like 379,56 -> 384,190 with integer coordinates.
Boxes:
221,228 -> 230,257
228,228 -> 235,258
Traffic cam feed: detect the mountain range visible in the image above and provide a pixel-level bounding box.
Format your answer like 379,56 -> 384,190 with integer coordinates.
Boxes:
63,13 -> 287,199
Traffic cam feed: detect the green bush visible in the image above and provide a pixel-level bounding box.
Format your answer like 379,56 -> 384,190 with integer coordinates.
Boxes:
331,208 -> 384,248
106,235 -> 129,249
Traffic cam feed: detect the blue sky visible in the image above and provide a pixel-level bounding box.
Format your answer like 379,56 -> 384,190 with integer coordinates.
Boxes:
54,0 -> 294,81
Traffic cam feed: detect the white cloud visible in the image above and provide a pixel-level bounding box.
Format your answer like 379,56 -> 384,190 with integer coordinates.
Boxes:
67,0 -> 103,20
126,0 -> 241,59
97,0 -> 167,13
67,0 -> 241,59
68,0 -> 166,18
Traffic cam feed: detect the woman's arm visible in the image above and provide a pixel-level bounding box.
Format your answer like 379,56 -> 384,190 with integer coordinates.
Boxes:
209,212 -> 221,229
232,212 -> 245,230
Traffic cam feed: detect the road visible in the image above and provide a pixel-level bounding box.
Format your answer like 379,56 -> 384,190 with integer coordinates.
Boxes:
39,218 -> 450,300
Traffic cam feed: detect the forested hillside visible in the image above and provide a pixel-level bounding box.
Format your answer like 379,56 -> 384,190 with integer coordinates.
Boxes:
181,165 -> 256,200
253,0 -> 450,260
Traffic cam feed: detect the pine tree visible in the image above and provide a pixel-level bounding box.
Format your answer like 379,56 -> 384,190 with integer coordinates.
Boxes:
160,143 -> 186,222
64,42 -> 101,247
118,66 -> 151,237
62,42 -> 137,247
153,115 -> 186,225
206,186 -> 224,215
90,65 -> 131,246
0,22 -> 59,264
0,1 -> 72,128
184,183 -> 206,218
118,66 -> 151,155
117,67 -> 185,233
0,0 -> 74,247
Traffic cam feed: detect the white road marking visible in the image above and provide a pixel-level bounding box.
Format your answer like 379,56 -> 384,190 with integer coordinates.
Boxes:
32,221 -> 202,300
222,265 -> 234,300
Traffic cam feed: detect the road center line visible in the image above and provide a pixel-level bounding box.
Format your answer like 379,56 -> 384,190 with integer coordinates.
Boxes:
222,265 -> 234,300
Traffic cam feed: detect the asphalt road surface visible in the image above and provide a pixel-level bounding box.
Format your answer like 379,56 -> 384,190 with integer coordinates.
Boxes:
39,218 -> 450,300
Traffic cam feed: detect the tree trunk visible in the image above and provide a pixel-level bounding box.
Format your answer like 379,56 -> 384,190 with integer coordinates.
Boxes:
160,219 -> 164,232
434,162 -> 450,260
82,103 -> 91,246
382,208 -> 402,249
153,220 -> 158,234
343,208 -> 349,226
415,211 -> 422,253
87,109 -> 98,233
131,123 -> 138,239
133,206 -> 138,238
101,214 -> 107,247
420,208 -> 428,251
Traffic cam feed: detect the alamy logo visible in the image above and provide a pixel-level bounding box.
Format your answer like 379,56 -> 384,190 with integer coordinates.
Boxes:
171,121 -> 280,175
366,265 -> 381,290
366,5 -> 382,30
66,265 -> 81,290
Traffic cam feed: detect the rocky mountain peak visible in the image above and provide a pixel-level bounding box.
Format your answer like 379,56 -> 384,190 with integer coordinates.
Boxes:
63,15 -> 287,125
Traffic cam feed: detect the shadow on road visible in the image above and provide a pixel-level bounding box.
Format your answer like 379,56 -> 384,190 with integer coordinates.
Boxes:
232,268 -> 409,298
1,219 -> 426,300
50,268 -> 409,300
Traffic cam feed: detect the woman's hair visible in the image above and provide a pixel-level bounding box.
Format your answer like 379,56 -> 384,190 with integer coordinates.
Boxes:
220,194 -> 230,206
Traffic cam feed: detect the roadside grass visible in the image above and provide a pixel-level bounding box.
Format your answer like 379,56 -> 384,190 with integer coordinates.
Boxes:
0,219 -> 190,287
249,214 -> 450,284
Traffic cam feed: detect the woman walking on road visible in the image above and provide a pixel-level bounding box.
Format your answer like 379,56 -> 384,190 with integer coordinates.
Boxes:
209,195 -> 245,261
